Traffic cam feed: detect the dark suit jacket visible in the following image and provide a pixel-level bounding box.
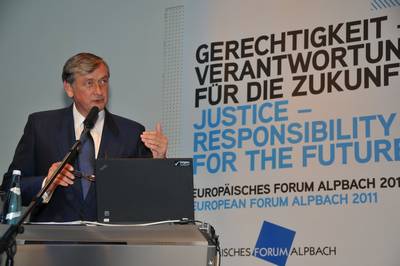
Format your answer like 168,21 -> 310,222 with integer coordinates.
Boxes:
2,105 -> 151,222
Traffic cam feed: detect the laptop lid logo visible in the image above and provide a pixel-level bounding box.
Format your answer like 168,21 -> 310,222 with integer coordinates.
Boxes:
174,160 -> 191,167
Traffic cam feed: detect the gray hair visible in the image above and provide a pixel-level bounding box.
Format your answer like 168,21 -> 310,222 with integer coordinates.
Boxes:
62,52 -> 110,84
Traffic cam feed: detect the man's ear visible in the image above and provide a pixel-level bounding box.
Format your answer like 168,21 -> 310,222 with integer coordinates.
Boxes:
63,81 -> 74,98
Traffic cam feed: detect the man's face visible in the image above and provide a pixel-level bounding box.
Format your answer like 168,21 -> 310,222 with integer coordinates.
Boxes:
64,63 -> 109,117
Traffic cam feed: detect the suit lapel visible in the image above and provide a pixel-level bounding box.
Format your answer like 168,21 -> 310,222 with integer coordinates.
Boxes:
56,106 -> 75,159
98,110 -> 121,159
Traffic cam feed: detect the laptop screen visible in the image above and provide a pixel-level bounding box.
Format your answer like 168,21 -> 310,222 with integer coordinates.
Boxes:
95,158 -> 194,223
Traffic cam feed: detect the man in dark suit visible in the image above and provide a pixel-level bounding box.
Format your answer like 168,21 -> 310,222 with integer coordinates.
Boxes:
1,52 -> 168,222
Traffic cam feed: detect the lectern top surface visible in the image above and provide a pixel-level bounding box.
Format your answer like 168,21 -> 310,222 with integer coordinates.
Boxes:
0,224 -> 209,246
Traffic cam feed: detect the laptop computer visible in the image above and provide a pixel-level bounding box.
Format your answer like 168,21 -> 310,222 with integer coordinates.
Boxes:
95,158 -> 194,223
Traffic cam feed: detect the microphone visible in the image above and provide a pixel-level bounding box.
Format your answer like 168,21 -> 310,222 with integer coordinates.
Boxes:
77,106 -> 100,155
83,106 -> 100,130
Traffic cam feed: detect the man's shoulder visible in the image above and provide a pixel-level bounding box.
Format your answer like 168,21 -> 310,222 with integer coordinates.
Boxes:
106,111 -> 145,131
26,107 -> 72,128
29,106 -> 71,120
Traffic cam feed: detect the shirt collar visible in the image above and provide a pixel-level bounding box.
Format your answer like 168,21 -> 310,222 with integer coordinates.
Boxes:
72,104 -> 105,136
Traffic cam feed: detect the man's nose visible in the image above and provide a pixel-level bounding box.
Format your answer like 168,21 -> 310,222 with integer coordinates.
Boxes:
93,82 -> 103,94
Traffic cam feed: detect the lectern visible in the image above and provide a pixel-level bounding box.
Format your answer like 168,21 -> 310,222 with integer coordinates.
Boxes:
0,224 -> 218,266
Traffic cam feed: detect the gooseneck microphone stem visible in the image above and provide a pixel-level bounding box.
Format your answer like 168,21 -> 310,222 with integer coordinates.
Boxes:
0,106 -> 100,265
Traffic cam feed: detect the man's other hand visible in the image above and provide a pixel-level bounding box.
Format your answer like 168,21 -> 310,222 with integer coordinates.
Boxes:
141,122 -> 168,158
